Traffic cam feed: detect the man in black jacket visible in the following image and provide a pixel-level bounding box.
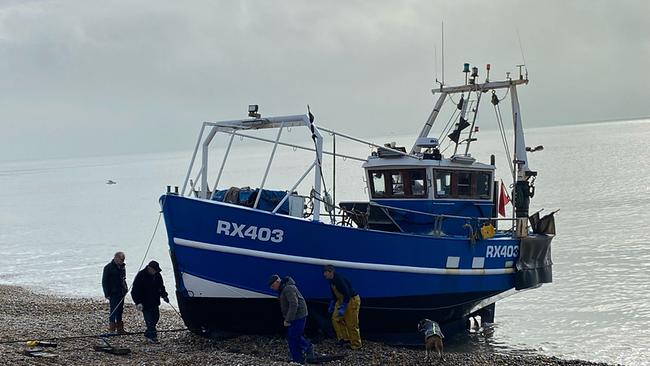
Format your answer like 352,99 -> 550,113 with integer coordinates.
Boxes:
131,260 -> 169,343
102,251 -> 128,334
323,264 -> 362,350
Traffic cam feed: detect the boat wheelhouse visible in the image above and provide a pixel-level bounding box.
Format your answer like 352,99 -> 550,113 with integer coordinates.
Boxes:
160,65 -> 555,341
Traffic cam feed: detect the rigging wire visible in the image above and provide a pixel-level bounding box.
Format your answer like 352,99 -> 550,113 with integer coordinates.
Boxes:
439,136 -> 456,154
493,103 -> 514,175
447,93 -> 461,108
493,87 -> 510,103
437,108 -> 460,143
516,28 -> 529,76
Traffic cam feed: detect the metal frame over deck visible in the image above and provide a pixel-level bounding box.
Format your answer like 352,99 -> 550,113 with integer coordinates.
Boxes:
179,113 -> 417,222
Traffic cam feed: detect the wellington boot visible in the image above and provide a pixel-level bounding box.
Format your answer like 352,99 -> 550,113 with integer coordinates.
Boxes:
109,322 -> 116,334
116,321 -> 127,335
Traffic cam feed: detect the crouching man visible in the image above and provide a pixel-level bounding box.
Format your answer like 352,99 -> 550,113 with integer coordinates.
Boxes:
268,274 -> 314,363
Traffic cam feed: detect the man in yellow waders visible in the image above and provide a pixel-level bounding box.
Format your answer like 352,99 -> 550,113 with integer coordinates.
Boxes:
323,264 -> 361,350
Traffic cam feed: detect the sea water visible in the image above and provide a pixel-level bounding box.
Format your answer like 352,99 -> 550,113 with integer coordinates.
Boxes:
1,119 -> 648,365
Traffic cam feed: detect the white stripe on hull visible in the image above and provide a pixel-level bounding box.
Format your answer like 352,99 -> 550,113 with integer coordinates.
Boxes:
174,237 -> 515,276
182,272 -> 273,298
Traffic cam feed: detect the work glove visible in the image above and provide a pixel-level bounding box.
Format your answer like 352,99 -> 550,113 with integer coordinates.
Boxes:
327,300 -> 335,314
163,296 -> 170,303
337,302 -> 347,317
136,303 -> 143,311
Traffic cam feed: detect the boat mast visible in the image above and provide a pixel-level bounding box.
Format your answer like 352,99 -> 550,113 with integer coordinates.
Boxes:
510,70 -> 534,233
414,79 -> 527,155
411,93 -> 448,154
312,127 -> 323,222
510,85 -> 529,182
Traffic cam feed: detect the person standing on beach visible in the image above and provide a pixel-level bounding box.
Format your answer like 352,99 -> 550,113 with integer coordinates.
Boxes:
268,274 -> 314,363
131,260 -> 169,343
323,264 -> 362,350
102,251 -> 128,335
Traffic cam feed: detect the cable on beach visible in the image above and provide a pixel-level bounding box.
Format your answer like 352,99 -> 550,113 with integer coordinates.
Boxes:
0,327 -> 194,345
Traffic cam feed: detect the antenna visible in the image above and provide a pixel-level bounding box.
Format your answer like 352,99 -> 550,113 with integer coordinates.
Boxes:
440,22 -> 445,86
516,28 -> 528,79
434,44 -> 438,85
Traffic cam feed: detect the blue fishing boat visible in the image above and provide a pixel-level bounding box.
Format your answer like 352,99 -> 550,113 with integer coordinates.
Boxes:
160,64 -> 555,341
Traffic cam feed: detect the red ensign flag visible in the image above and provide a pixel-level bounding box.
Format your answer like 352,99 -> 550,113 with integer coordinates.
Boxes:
498,181 -> 511,217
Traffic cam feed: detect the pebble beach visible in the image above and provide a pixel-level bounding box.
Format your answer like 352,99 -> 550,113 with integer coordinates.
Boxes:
0,285 -> 614,366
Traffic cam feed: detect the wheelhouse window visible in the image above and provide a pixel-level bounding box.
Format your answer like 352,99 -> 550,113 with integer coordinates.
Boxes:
408,170 -> 427,196
434,170 -> 492,200
369,169 -> 428,198
475,171 -> 491,199
371,171 -> 387,197
390,172 -> 404,196
435,171 -> 452,198
457,172 -> 471,197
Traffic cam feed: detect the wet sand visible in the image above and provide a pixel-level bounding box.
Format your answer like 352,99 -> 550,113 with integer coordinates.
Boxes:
0,285 -> 614,365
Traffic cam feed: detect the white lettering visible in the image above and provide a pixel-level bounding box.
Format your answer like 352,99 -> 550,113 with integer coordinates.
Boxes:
216,220 -> 231,235
271,229 -> 284,243
499,246 -> 507,257
230,223 -> 246,238
244,226 -> 258,240
258,227 -> 271,241
216,220 -> 283,243
486,246 -> 494,258
486,245 -> 519,258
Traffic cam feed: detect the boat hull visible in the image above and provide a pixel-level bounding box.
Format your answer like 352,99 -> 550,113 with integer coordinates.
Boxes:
174,288 -> 499,341
160,194 -> 539,337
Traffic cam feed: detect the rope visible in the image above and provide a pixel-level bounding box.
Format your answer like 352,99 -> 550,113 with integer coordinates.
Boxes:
308,194 -> 367,227
165,300 -> 184,319
105,206 -> 165,323
2,299 -> 188,346
137,211 -> 163,271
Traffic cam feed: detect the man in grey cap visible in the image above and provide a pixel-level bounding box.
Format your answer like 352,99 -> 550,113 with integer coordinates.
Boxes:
268,274 -> 314,363
131,260 -> 169,343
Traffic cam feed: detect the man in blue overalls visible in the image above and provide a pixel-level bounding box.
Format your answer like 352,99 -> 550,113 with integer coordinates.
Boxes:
269,274 -> 314,363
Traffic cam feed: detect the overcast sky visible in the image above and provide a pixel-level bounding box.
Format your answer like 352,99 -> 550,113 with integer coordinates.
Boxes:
0,0 -> 648,162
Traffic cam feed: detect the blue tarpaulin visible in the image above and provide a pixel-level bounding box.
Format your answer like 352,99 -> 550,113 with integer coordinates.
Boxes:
212,187 -> 290,215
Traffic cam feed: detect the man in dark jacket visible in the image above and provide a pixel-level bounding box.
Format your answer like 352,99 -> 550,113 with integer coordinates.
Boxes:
131,260 -> 169,343
323,264 -> 361,350
268,274 -> 314,363
102,251 -> 128,334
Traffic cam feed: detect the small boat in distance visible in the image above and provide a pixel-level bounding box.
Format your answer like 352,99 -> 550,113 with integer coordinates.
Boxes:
106,180 -> 117,185
160,64 -> 555,341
